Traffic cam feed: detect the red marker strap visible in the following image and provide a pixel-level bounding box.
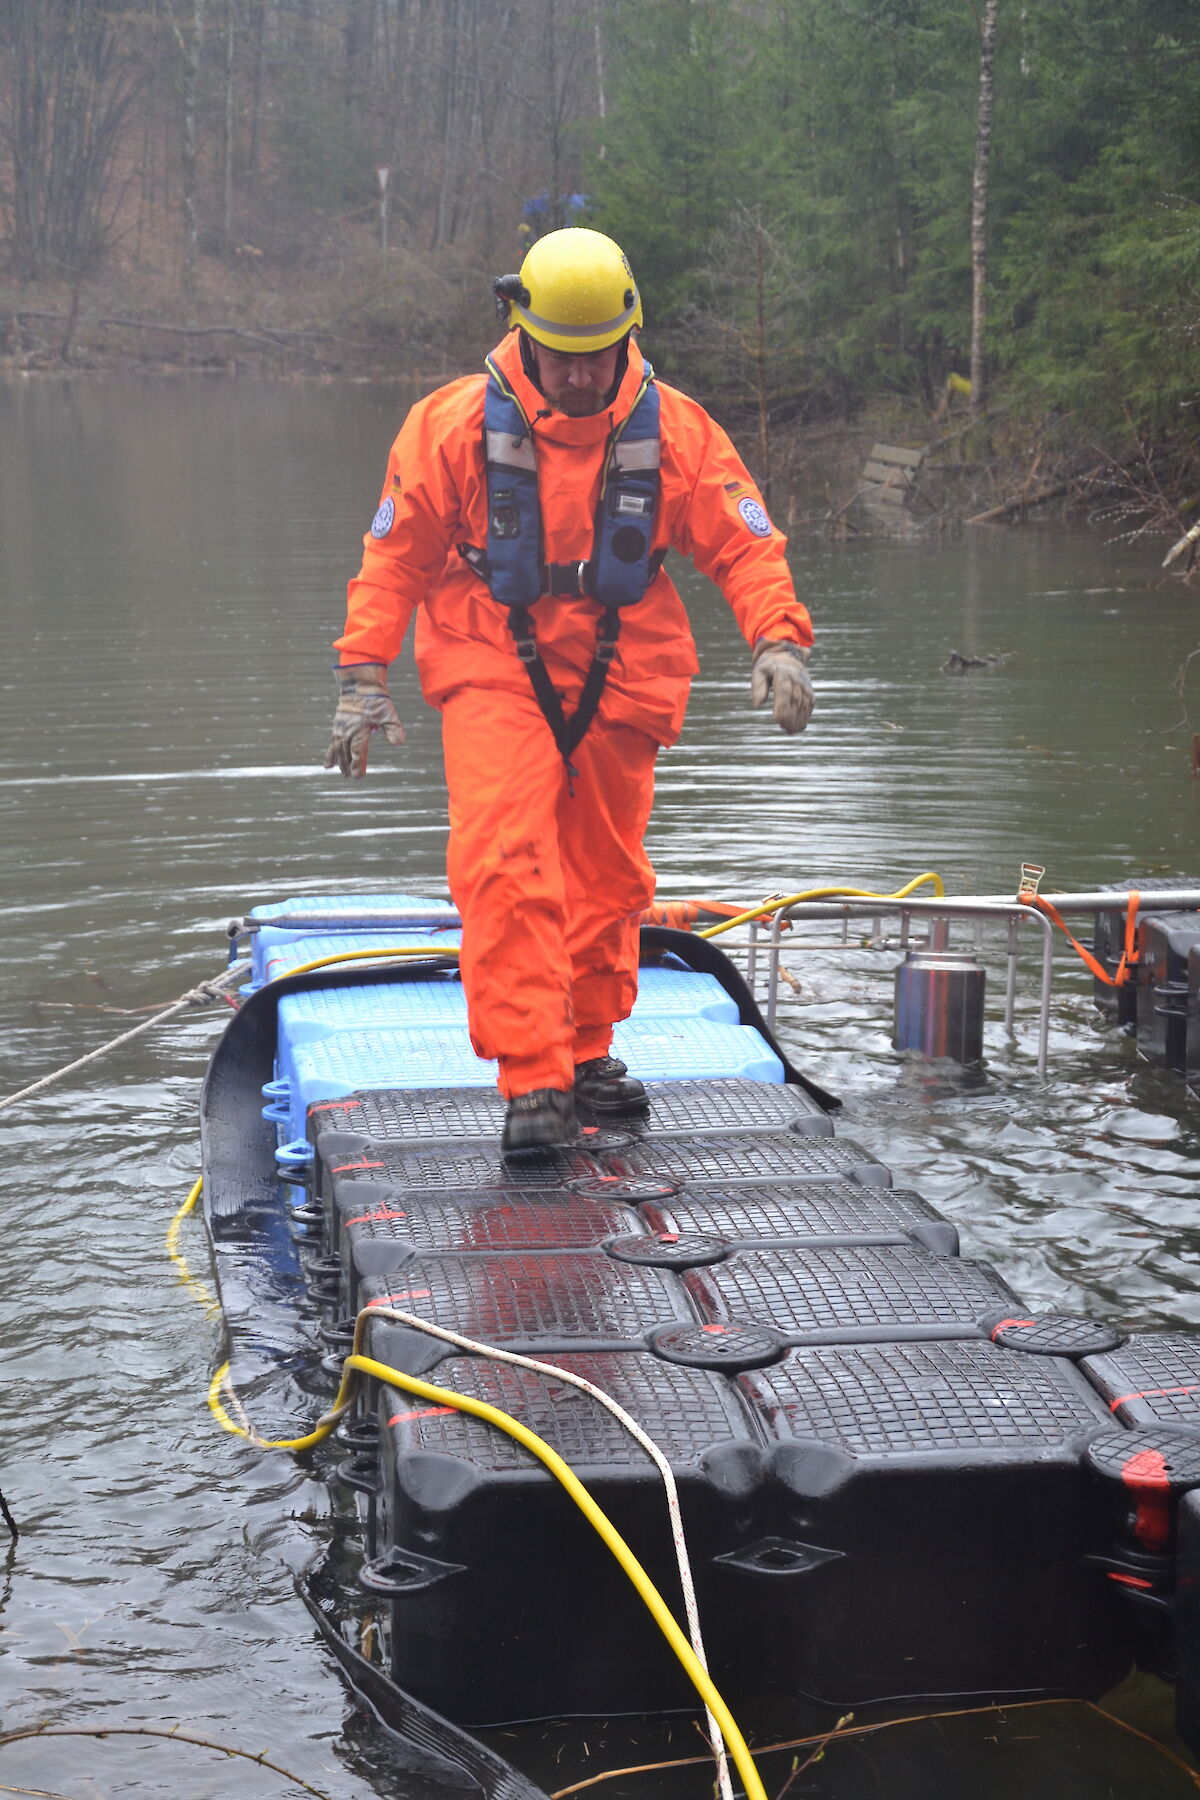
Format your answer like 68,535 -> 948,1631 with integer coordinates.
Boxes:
990,1317 -> 1037,1341
1120,1445 -> 1172,1550
1108,1383 -> 1200,1414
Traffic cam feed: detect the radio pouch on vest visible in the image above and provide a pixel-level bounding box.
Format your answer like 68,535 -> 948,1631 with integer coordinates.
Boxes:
458,355 -> 663,773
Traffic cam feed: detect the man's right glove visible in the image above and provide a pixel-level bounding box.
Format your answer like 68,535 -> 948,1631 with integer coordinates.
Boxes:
750,639 -> 815,734
324,662 -> 406,778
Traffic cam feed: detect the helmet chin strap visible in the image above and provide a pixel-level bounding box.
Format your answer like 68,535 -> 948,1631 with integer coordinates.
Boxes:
518,329 -> 630,406
606,334 -> 631,400
517,328 -> 543,390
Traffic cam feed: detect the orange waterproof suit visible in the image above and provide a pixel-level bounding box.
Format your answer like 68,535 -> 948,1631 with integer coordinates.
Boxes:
335,331 -> 813,1097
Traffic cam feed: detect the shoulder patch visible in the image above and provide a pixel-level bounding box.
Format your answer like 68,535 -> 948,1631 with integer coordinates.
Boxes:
723,480 -> 748,496
737,495 -> 773,537
370,495 -> 396,539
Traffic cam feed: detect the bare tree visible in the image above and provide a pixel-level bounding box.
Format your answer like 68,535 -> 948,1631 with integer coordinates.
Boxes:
1,0 -> 146,282
220,0 -> 235,255
693,205 -> 810,504
344,0 -> 372,109
244,0 -> 267,186
432,0 -> 463,248
0,0 -> 608,318
162,0 -> 206,309
969,0 -> 999,420
593,0 -> 607,156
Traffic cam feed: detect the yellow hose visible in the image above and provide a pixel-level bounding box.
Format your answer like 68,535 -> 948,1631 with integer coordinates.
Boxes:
268,945 -> 460,980
166,1176 -> 204,1254
696,871 -> 946,939
165,1177 -> 221,1318
207,1357 -> 355,1450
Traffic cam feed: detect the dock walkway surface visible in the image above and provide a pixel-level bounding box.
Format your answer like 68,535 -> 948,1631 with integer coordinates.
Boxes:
201,894 -> 1200,1746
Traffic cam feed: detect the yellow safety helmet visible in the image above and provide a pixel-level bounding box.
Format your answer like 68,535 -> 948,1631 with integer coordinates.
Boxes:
493,227 -> 642,354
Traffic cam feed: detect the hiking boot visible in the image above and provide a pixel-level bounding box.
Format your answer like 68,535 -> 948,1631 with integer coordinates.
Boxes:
574,1054 -> 648,1114
501,1086 -> 577,1153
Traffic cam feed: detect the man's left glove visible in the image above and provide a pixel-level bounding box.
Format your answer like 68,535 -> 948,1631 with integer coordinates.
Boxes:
750,639 -> 814,734
324,662 -> 406,778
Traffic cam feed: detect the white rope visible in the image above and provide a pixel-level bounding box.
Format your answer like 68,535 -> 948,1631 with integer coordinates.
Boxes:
0,963 -> 249,1114
366,1306 -> 735,1800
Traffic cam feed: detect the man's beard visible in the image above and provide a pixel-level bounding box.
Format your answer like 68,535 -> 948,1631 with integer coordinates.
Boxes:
547,387 -> 606,416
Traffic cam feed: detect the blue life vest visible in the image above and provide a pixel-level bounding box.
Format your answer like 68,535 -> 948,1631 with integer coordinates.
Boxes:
474,353 -> 661,609
458,354 -> 664,768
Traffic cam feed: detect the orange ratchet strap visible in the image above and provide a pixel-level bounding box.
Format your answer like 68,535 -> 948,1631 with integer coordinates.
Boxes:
1018,887 -> 1139,987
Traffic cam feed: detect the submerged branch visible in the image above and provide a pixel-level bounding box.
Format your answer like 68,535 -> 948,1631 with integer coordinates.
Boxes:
0,1725 -> 336,1798
966,468 -> 1103,524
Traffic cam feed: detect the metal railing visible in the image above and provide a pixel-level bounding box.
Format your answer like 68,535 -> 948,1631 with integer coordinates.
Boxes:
232,888 -> 1200,1083
737,889 -> 1200,1080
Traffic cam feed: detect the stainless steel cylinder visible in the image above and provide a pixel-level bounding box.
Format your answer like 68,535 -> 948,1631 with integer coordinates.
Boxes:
893,949 -> 986,1064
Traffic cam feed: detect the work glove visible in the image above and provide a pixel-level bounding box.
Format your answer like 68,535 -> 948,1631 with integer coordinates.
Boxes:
750,638 -> 814,734
324,662 -> 405,778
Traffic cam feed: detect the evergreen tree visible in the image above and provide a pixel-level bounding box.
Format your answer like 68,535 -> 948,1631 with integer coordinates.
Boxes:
584,0 -> 750,328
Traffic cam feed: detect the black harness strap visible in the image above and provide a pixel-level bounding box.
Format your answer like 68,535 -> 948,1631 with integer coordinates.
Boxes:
506,604 -> 621,773
504,548 -> 665,775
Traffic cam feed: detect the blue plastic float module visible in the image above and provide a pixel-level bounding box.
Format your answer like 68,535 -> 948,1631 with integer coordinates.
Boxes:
274,965 -> 739,1036
277,976 -> 467,1031
250,899 -> 738,1021
250,891 -> 458,924
273,1016 -> 784,1138
612,1017 -> 783,1083
256,930 -> 463,987
248,893 -> 459,981
617,966 -> 741,1021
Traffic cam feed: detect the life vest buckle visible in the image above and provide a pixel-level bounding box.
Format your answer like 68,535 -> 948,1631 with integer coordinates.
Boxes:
542,560 -> 593,598
514,636 -> 539,664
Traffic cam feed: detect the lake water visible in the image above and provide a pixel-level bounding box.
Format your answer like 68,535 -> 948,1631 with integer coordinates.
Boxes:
2,376 -> 1200,1798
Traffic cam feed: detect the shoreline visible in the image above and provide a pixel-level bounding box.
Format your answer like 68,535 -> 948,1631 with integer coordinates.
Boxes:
1,325 -> 1183,552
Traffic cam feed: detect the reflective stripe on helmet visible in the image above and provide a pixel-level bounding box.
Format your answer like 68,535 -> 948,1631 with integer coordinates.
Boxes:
513,298 -> 640,342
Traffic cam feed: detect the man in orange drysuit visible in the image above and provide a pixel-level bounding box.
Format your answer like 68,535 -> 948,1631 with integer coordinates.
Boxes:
326,228 -> 814,1151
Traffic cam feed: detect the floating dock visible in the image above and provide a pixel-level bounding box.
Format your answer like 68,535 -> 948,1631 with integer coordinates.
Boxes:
200,893 -> 1200,1771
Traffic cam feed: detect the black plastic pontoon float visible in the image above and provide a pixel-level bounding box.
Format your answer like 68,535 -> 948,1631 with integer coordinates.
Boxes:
199,892 -> 1200,1790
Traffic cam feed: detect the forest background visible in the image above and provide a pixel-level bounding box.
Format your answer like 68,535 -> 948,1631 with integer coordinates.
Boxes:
3,0 -> 1200,523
